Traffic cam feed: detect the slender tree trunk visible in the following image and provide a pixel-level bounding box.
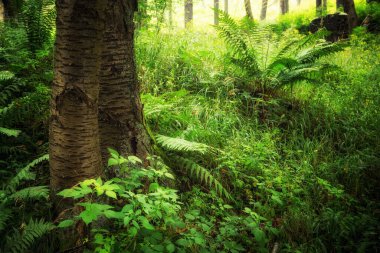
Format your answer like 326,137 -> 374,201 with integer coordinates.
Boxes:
224,0 -> 228,13
244,0 -> 253,19
297,0 -> 301,6
261,0 -> 268,20
168,0 -> 173,26
316,0 -> 322,16
336,0 -> 344,10
343,0 -> 358,30
99,0 -> 150,170
184,0 -> 193,27
280,0 -> 289,14
214,0 -> 219,25
0,0 -> 4,22
323,0 -> 327,12
50,0 -> 106,249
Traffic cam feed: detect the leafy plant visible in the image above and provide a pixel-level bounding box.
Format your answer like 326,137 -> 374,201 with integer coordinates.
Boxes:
216,11 -> 346,95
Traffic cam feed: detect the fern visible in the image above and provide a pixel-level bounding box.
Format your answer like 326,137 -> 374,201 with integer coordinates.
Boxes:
154,134 -> 231,200
9,186 -> 49,201
7,154 -> 49,192
215,11 -> 346,93
0,127 -> 21,137
21,0 -> 56,53
0,207 -> 12,232
0,71 -> 15,81
5,219 -> 55,253
156,134 -> 214,155
175,156 -> 232,200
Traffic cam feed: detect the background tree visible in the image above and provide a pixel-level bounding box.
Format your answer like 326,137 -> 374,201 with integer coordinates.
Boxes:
184,0 -> 193,27
280,0 -> 289,14
214,0 -> 219,25
244,0 -> 253,19
261,0 -> 268,20
224,0 -> 228,14
342,0 -> 358,29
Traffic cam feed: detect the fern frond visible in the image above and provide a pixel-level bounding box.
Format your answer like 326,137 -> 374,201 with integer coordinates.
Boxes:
0,71 -> 15,81
5,219 -> 55,253
156,134 -> 214,155
0,127 -> 21,137
175,156 -> 232,200
0,207 -> 12,232
7,154 -> 49,192
10,186 -> 49,201
297,42 -> 345,64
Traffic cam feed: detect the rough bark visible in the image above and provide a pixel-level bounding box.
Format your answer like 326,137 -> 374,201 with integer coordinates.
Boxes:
261,0 -> 268,20
99,0 -> 150,171
244,0 -> 253,19
214,0 -> 219,25
50,0 -> 106,250
343,0 -> 358,30
50,0 -> 105,193
184,0 -> 193,27
224,0 -> 228,13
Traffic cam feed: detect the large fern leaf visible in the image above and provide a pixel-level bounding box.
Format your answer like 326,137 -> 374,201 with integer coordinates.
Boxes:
0,127 -> 21,137
5,219 -> 55,253
9,186 -> 49,201
156,134 -> 214,155
175,156 -> 232,200
7,154 -> 49,192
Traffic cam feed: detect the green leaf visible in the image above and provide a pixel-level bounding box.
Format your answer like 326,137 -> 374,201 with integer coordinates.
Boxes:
128,156 -> 142,164
128,226 -> 138,237
166,243 -> 176,253
149,182 -> 159,192
58,219 -> 74,228
108,158 -> 119,166
79,210 -> 98,225
104,210 -> 124,219
139,216 -> 155,230
105,190 -> 117,199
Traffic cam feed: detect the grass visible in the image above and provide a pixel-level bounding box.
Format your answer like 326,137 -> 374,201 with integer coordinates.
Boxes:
136,26 -> 380,252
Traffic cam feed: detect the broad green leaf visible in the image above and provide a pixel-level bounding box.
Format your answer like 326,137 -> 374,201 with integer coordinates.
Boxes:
139,216 -> 154,230
108,158 -> 119,166
58,219 -> 74,228
105,190 -> 117,199
166,243 -> 175,253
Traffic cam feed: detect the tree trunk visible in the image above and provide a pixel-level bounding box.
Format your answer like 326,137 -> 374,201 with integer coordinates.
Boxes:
297,0 -> 301,6
343,0 -> 358,30
50,0 -> 106,250
168,0 -> 173,26
0,0 -> 4,22
214,0 -> 219,25
224,0 -> 228,13
99,0 -> 150,171
50,0 -> 105,195
244,0 -> 253,19
280,0 -> 289,14
261,0 -> 268,20
316,0 -> 322,16
336,0 -> 344,10
184,0 -> 193,27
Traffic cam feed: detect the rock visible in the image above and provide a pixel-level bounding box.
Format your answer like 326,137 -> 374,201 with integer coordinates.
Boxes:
309,13 -> 350,42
